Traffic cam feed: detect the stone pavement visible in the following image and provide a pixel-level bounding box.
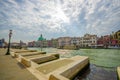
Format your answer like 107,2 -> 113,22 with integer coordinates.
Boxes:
0,49 -> 38,80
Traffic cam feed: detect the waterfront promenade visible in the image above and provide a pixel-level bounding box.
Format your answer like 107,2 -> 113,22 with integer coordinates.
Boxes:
0,48 -> 38,80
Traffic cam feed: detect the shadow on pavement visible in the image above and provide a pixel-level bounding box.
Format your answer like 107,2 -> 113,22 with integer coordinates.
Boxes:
17,62 -> 26,69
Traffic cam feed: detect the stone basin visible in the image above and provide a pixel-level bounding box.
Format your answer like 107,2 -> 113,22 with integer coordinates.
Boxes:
21,54 -> 59,67
35,56 -> 89,80
36,59 -> 73,74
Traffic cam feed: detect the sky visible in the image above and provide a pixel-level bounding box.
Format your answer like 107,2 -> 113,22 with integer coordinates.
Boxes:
0,0 -> 120,43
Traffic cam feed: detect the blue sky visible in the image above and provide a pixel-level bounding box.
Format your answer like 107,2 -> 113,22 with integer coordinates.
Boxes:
0,0 -> 120,42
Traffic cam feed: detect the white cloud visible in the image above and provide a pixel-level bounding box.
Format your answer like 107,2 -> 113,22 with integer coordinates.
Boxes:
0,0 -> 120,42
84,0 -> 120,35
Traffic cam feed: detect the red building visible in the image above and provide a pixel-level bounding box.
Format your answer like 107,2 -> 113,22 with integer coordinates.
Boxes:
111,39 -> 118,46
103,35 -> 110,48
97,37 -> 104,47
97,35 -> 111,48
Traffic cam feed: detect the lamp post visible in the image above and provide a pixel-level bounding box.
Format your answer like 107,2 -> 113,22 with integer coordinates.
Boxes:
41,40 -> 43,51
6,30 -> 12,55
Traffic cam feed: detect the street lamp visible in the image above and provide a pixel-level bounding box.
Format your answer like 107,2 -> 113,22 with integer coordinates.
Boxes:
41,40 -> 43,51
6,30 -> 12,55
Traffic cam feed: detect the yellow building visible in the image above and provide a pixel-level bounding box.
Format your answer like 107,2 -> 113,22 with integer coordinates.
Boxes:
113,30 -> 120,46
116,30 -> 120,40
116,30 -> 120,46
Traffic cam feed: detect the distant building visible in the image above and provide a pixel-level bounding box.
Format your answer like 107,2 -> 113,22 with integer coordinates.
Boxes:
27,30 -> 120,49
19,40 -> 27,48
0,38 -> 7,48
97,36 -> 104,47
11,41 -> 26,49
57,34 -> 98,48
111,39 -> 118,46
111,30 -> 120,47
28,41 -> 36,47
97,35 -> 112,48
71,37 -> 81,46
97,33 -> 120,48
113,30 -> 120,40
51,38 -> 58,48
103,35 -> 111,48
29,34 -> 46,47
46,40 -> 52,47
80,34 -> 97,48
57,37 -> 71,48
55,34 -> 98,48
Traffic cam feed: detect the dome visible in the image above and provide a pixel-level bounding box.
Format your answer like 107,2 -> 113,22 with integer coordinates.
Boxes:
38,34 -> 45,41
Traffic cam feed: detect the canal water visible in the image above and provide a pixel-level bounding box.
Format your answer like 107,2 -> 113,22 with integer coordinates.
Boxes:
28,48 -> 120,80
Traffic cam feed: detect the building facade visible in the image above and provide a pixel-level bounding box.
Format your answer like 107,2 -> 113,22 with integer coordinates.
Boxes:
51,38 -> 58,48
11,41 -> 26,49
80,34 -> 97,48
34,34 -> 46,47
57,37 -> 71,47
0,38 -> 6,48
28,41 -> 36,47
71,37 -> 81,46
111,30 -> 120,47
27,30 -> 120,49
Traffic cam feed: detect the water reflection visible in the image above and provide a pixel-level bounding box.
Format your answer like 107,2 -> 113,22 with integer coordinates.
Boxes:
73,64 -> 117,80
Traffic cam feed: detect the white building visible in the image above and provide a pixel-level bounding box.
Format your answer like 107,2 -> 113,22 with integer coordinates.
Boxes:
71,37 -> 81,46
57,34 -> 97,48
80,34 -> 97,47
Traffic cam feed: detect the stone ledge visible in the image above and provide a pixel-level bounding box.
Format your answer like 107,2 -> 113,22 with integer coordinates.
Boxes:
11,51 -> 45,58
21,57 -> 31,67
14,50 -> 37,53
22,52 -> 46,57
32,54 -> 59,64
21,54 -> 60,68
48,56 -> 89,80
117,67 -> 120,80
